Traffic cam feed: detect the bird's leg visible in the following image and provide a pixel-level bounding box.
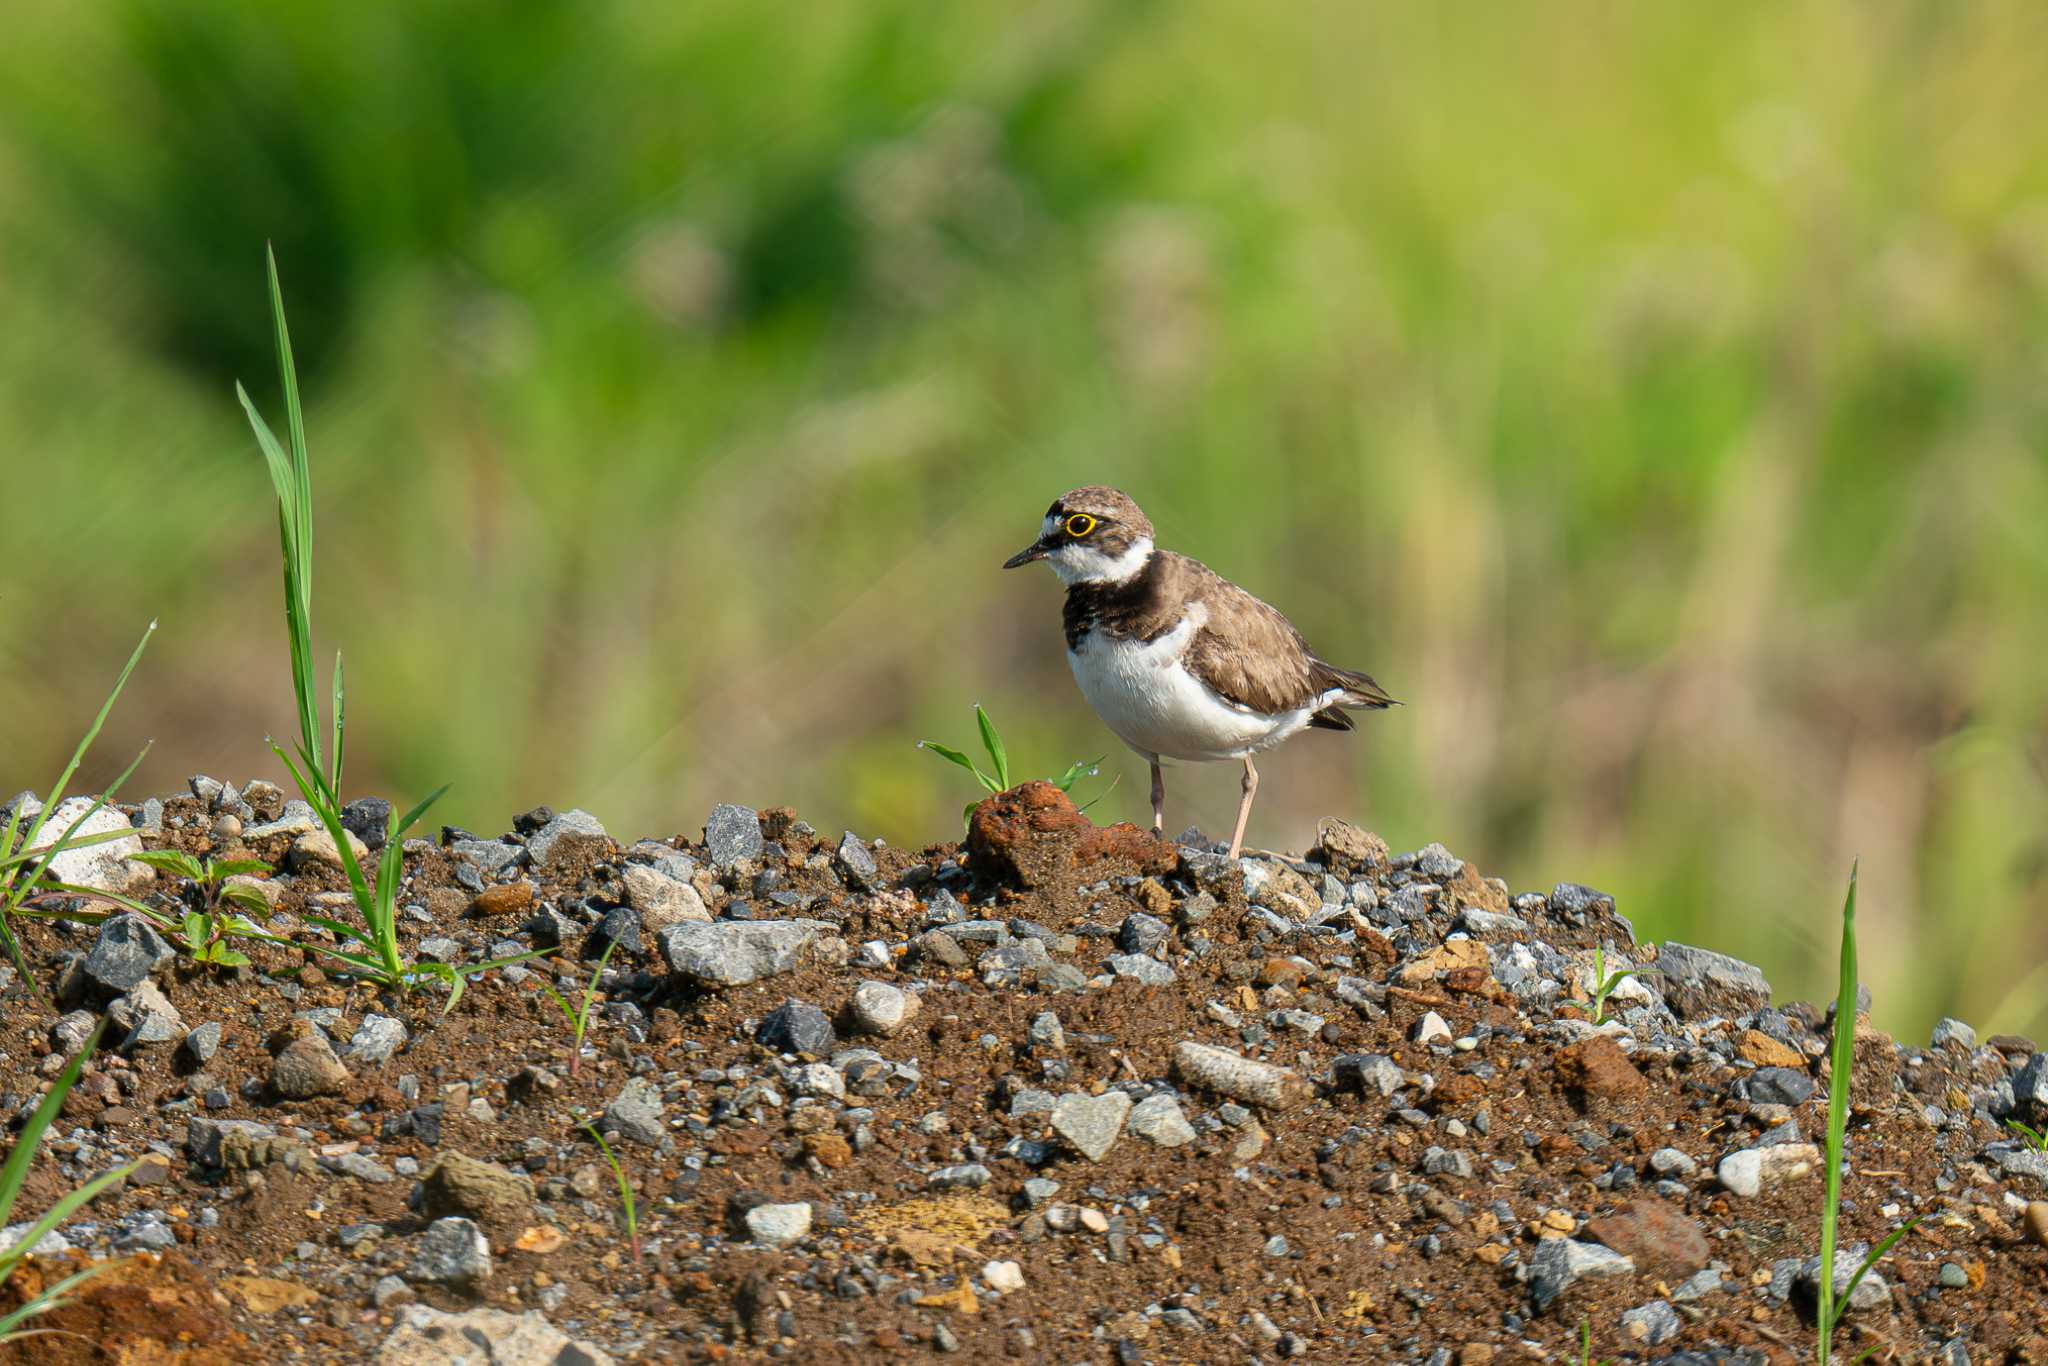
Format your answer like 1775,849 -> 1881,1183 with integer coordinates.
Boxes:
1226,757 -> 1259,860
1149,760 -> 1166,836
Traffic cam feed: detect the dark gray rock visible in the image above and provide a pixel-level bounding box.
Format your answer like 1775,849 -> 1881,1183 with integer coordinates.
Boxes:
1118,913 -> 1169,955
705,804 -> 764,866
757,999 -> 837,1057
1526,1237 -> 1633,1312
584,906 -> 643,961
1656,941 -> 1773,1019
1334,1053 -> 1403,1098
1744,1067 -> 1817,1107
340,797 -> 393,851
81,914 -> 175,994
182,1021 -> 223,1065
836,832 -> 878,890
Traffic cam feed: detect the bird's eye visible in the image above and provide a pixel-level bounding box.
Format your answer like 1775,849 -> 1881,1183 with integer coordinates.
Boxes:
1065,513 -> 1096,538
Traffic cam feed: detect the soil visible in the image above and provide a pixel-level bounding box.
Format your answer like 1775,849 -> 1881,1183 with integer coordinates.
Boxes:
2,779 -> 2044,1364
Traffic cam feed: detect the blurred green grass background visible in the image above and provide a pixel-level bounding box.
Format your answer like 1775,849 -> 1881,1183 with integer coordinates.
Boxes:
3,1 -> 2044,1040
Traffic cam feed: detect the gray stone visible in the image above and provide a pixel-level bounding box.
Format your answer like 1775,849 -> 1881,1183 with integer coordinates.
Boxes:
324,1152 -> 396,1183
1930,1017 -> 1976,1051
409,1217 -> 492,1288
1127,1094 -> 1196,1147
927,1163 -> 992,1190
449,839 -> 525,876
1527,1237 -> 1634,1312
658,919 -> 827,987
1648,1147 -> 1697,1178
1421,1146 -> 1475,1179
1334,1053 -> 1403,1099
81,913 -> 176,994
2013,1054 -> 2048,1124
1028,1012 -> 1065,1053
583,906 -> 642,961
289,828 -> 370,874
850,980 -> 919,1037
1051,1090 -> 1132,1162
0,1222 -> 72,1259
1793,1247 -> 1890,1313
272,1034 -> 351,1099
186,1117 -> 278,1167
836,832 -> 878,890
620,864 -> 709,931
1672,1267 -> 1723,1302
1620,1299 -> 1681,1345
20,797 -> 153,894
114,1212 -> 177,1252
1171,1042 -> 1312,1110
602,1078 -> 665,1146
339,797 -> 393,851
179,1020 -> 223,1065
1106,954 -> 1174,986
373,1305 -> 616,1366
348,1014 -> 409,1066
757,999 -> 836,1057
1744,1067 -> 1816,1106
1717,1143 -> 1821,1198
1118,913 -> 1169,955
1458,908 -> 1531,936
526,809 -> 610,867
1656,941 -> 1773,1016
51,1010 -> 97,1054
1415,843 -> 1463,879
246,801 -> 320,840
109,980 -> 183,1044
745,1202 -> 812,1249
704,804 -> 764,866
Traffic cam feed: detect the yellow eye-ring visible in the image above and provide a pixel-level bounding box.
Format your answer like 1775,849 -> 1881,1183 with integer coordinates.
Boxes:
1064,513 -> 1096,537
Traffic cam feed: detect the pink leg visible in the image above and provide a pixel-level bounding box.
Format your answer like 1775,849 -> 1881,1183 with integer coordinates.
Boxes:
1226,757 -> 1258,859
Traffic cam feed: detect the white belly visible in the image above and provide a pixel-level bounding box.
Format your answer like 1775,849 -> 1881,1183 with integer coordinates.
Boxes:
1066,616 -> 1321,762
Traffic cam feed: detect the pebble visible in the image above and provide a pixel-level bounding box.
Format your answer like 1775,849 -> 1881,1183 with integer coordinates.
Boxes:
20,797 -> 153,893
271,1034 -> 351,1099
81,913 -> 176,994
346,1014 -> 409,1065
1526,1237 -> 1633,1311
1171,1042 -> 1312,1110
836,832 -> 879,889
1716,1143 -> 1820,1198
705,804 -> 764,866
182,1021 -> 223,1065
1412,1012 -> 1453,1046
108,980 -> 183,1043
982,1260 -> 1025,1293
525,808 -> 610,866
659,919 -> 827,987
603,1078 -> 666,1145
1620,1299 -> 1681,1345
757,998 -> 837,1057
1793,1248 -> 1890,1312
2026,1202 -> 2048,1248
1127,1093 -> 1196,1147
621,864 -> 708,929
850,980 -> 920,1037
1051,1090 -> 1132,1162
410,1217 -> 492,1287
288,828 -> 369,874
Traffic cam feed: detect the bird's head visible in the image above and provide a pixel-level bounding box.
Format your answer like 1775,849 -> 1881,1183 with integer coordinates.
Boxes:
1003,486 -> 1155,585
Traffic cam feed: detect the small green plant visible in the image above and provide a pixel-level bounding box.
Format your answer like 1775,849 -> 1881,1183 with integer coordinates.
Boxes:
1572,1320 -> 1612,1366
130,850 -> 274,968
238,252 -> 541,1009
1585,946 -> 1635,1026
919,704 -> 1107,829
1815,864 -> 1918,1365
581,1122 -> 640,1264
536,940 -> 618,1078
2006,1119 -> 2048,1151
0,623 -> 156,983
0,1019 -> 137,1343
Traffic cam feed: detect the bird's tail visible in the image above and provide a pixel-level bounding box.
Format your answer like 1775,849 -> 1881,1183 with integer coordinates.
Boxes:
1316,662 -> 1397,710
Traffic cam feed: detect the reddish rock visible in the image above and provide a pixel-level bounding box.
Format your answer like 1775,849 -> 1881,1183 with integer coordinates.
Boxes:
470,882 -> 535,917
1555,1035 -> 1648,1113
1584,1197 -> 1710,1277
965,781 -> 1177,888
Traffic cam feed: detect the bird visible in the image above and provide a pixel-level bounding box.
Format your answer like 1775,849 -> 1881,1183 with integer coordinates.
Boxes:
1003,485 -> 1395,859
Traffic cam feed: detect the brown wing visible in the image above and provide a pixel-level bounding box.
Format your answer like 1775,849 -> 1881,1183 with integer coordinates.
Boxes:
1172,553 -> 1398,718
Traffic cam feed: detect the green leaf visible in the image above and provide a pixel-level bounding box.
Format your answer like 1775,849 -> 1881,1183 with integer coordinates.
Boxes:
211,859 -> 272,879
1052,756 -> 1103,792
1816,862 -> 1860,1363
219,885 -> 274,918
132,849 -> 205,882
919,740 -> 983,777
974,705 -> 1010,790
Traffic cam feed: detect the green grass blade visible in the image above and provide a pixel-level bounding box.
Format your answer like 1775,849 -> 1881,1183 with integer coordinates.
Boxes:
918,741 -> 982,775
396,785 -> 450,837
0,1257 -> 126,1341
1833,1217 -> 1920,1322
330,652 -> 346,798
974,705 -> 1010,790
27,621 -> 155,844
1817,862 -> 1860,1364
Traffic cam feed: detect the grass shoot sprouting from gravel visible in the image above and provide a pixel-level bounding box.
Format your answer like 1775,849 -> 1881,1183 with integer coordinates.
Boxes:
582,1122 -> 640,1265
919,703 -> 1106,830
537,939 -> 617,1078
1814,864 -> 1917,1364
0,1019 -> 137,1343
0,621 -> 156,982
1584,946 -> 1635,1027
239,252 -> 541,1008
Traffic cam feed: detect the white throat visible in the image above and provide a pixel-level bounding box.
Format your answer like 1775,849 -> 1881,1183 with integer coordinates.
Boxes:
1050,535 -> 1153,586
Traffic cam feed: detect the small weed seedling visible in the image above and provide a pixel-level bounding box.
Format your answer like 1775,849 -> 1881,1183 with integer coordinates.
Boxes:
0,623 -> 155,981
2006,1120 -> 2048,1151
581,1122 -> 640,1263
919,704 -> 1109,829
1572,1320 -> 1612,1366
1814,865 -> 1919,1365
0,1020 -> 137,1343
1585,947 -> 1634,1026
537,940 -> 618,1077
131,850 -> 274,967
239,252 -> 541,1007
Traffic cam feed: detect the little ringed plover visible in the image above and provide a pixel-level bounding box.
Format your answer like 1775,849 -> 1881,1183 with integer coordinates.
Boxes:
1004,485 -> 1395,859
